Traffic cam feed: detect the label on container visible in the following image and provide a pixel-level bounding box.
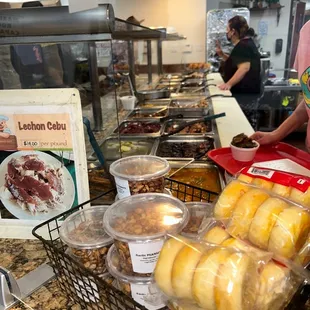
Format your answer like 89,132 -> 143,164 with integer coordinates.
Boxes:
128,240 -> 164,273
114,176 -> 131,199
130,283 -> 165,310
247,167 -> 275,179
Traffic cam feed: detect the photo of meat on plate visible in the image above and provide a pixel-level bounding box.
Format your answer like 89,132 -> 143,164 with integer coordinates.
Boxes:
0,151 -> 75,220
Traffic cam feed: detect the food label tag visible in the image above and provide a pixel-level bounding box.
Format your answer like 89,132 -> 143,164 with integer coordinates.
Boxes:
130,283 -> 165,310
114,177 -> 131,199
247,167 -> 275,179
128,240 -> 164,273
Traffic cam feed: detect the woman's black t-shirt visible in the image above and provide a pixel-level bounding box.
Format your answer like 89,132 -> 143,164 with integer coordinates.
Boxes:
223,38 -> 261,94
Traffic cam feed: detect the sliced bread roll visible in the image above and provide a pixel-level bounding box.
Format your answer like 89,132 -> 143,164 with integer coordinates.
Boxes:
272,184 -> 291,198
256,261 -> 291,310
214,252 -> 259,310
290,188 -> 310,209
227,189 -> 269,239
268,206 -> 310,259
171,242 -> 205,299
252,178 -> 274,190
202,226 -> 230,245
237,174 -> 253,184
214,180 -> 249,219
192,248 -> 231,310
248,198 -> 289,249
154,236 -> 187,296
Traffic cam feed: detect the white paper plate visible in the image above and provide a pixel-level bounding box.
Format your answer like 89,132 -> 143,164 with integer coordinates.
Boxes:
0,151 -> 75,220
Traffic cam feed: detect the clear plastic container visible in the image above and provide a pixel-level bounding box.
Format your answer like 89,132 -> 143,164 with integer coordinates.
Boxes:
104,193 -> 189,276
106,245 -> 165,310
109,155 -> 170,199
181,202 -> 213,238
59,206 -> 113,275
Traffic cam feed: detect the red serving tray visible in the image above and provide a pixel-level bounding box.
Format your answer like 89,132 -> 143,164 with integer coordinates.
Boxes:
208,142 -> 310,175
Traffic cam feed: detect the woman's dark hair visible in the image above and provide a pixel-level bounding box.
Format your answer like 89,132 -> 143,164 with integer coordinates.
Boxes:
228,15 -> 255,39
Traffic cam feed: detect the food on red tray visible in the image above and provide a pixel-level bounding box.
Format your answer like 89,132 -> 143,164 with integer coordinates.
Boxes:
1,154 -> 64,214
118,122 -> 161,134
231,133 -> 257,148
166,121 -> 211,134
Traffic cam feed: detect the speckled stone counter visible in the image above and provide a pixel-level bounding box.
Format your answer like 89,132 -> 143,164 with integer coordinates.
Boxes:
0,239 -> 80,310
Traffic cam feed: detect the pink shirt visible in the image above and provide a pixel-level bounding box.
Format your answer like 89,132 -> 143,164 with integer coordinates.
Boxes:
293,21 -> 310,149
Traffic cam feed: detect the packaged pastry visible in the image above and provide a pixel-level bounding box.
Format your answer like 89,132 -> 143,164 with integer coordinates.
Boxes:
237,166 -> 310,208
106,245 -> 165,310
154,235 -> 307,310
110,155 -> 170,199
59,206 -> 113,276
213,176 -> 310,263
103,193 -> 189,276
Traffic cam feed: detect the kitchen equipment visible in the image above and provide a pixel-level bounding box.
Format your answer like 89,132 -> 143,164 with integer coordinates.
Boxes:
127,107 -> 169,120
0,264 -> 54,310
124,73 -> 170,101
208,142 -> 310,175
162,113 -> 226,137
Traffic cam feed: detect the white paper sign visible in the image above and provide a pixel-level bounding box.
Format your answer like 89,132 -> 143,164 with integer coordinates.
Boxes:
0,89 -> 89,239
128,240 -> 164,274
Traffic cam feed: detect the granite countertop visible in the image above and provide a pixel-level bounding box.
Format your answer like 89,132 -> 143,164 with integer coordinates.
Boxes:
0,239 -> 80,310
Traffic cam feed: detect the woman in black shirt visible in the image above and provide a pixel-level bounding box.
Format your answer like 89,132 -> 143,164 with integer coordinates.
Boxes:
216,16 -> 261,94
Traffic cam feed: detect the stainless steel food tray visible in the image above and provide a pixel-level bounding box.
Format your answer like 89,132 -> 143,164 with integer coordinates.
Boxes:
127,108 -> 169,120
152,136 -> 216,161
162,118 -> 214,136
137,99 -> 171,109
169,97 -> 210,117
113,120 -> 164,137
89,136 -> 156,161
181,79 -> 205,87
167,160 -> 225,191
178,87 -> 206,94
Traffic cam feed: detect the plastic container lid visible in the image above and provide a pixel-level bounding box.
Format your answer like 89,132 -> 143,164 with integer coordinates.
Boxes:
103,193 -> 189,242
106,245 -> 153,284
59,206 -> 113,249
109,155 -> 170,181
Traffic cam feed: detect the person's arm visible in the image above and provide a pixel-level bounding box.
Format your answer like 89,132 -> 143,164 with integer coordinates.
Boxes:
216,40 -> 229,61
219,62 -> 250,90
251,100 -> 308,144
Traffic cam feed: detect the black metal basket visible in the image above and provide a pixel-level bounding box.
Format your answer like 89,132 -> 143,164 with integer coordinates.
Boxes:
32,178 -> 219,310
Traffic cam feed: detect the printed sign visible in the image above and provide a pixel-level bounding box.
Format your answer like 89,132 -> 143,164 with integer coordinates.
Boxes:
0,89 -> 89,239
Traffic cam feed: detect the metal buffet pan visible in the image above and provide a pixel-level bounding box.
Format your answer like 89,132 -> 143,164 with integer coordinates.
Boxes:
169,97 -> 210,117
167,160 -> 225,192
152,135 -> 217,161
113,120 -> 164,137
89,136 -> 155,161
181,79 -> 205,87
127,108 -> 169,121
162,118 -> 214,136
137,98 -> 171,109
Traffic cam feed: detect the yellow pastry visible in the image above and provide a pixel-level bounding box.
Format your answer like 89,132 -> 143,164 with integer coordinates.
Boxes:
268,206 -> 310,258
248,198 -> 289,249
154,236 -> 186,296
227,189 -> 269,239
252,178 -> 274,190
202,226 -> 230,245
193,248 -> 231,310
214,252 -> 259,310
290,187 -> 310,209
171,242 -> 204,299
272,184 -> 291,198
214,180 -> 249,219
237,174 -> 253,184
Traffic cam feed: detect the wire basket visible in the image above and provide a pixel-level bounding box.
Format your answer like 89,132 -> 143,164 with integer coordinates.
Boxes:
32,179 -> 219,310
